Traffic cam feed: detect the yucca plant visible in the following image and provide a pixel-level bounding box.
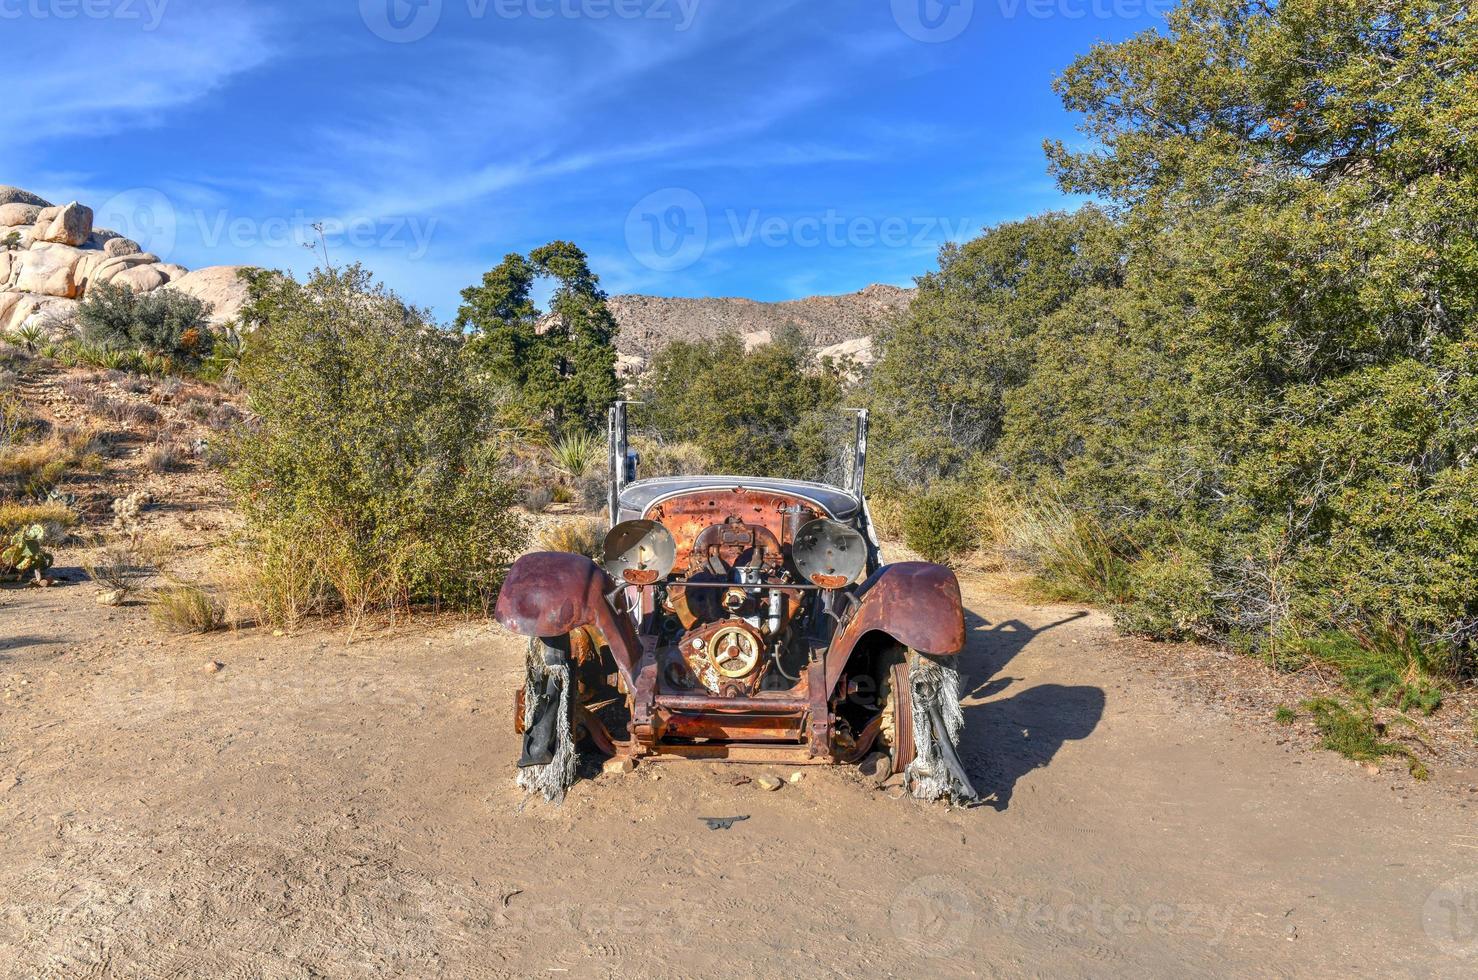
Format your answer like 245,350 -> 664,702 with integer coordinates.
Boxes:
13,323 -> 44,354
550,430 -> 603,480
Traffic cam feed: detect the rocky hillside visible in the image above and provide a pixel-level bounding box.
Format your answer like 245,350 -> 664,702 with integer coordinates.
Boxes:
607,283 -> 912,369
0,185 -> 250,338
2,182 -> 909,366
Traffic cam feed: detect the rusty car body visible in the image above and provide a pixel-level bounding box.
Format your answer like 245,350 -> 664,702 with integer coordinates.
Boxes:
495,403 -> 978,804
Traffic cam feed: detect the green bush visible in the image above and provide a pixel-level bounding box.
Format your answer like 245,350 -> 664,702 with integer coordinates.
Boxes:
637,328 -> 845,481
869,0 -> 1477,667
76,282 -> 215,364
900,484 -> 980,565
226,265 -> 527,624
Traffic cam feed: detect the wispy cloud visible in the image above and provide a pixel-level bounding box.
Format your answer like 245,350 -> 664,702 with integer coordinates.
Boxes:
0,3 -> 277,148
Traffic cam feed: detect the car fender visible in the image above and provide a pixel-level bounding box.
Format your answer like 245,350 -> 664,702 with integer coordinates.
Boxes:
494,552 -> 643,687
824,562 -> 966,695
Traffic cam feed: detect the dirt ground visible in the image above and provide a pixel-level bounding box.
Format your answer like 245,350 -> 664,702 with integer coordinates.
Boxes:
4,547 -> 1478,979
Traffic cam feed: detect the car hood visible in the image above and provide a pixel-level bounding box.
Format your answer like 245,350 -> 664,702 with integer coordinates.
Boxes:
617,476 -> 860,521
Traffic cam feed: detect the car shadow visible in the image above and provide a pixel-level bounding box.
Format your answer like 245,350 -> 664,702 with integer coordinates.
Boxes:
952,609 -> 1105,811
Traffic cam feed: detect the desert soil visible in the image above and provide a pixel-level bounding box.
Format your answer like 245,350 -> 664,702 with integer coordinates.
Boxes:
3,551 -> 1477,979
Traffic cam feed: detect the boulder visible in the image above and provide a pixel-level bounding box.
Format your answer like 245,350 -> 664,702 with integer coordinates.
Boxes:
817,335 -> 875,368
616,353 -> 648,377
102,236 -> 141,258
743,329 -> 772,351
13,244 -> 88,298
0,203 -> 42,227
164,265 -> 250,325
34,201 -> 93,247
0,186 -> 51,208
88,252 -> 156,287
0,290 -> 22,328
111,263 -> 169,293
0,293 -> 72,335
157,263 -> 189,281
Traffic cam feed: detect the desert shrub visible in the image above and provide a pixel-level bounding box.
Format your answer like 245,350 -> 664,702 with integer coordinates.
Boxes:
227,264 -> 527,624
76,282 -> 215,364
1007,498 -> 1132,604
900,483 -> 980,565
575,474 -> 606,512
150,584 -> 225,633
522,485 -> 554,513
637,328 -> 845,481
538,517 -> 606,559
207,403 -> 242,430
143,440 -> 183,474
629,436 -> 710,478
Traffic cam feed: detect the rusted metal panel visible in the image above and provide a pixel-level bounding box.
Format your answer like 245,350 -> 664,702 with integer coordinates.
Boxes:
645,488 -> 824,575
494,552 -> 643,687
822,562 -> 966,696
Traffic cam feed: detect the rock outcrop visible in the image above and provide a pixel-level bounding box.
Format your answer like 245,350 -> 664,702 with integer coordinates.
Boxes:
0,184 -> 250,337
606,282 -> 911,360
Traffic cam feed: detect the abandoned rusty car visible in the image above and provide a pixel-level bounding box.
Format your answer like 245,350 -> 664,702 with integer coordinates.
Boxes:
494,403 -> 978,804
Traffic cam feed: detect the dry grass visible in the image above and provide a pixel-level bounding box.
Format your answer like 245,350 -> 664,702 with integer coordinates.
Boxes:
538,517 -> 606,559
82,531 -> 170,600
143,440 -> 184,474
630,436 -> 710,478
150,584 -> 226,634
0,429 -> 106,497
0,500 -> 78,540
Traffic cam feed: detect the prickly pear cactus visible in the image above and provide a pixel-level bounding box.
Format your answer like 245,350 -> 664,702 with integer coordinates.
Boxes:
2,523 -> 53,583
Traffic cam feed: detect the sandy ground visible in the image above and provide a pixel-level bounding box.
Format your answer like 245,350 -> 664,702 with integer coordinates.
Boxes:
3,555 -> 1477,979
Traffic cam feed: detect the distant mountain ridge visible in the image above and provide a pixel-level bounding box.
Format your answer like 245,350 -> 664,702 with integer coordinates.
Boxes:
607,283 -> 913,359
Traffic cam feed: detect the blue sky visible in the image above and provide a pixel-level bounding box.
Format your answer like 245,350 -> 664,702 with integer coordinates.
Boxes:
4,0 -> 1172,320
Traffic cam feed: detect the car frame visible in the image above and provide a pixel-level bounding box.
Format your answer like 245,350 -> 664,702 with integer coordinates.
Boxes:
494,401 -> 977,804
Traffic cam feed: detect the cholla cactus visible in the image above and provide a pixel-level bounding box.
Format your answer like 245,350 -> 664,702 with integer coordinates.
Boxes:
111,489 -> 152,532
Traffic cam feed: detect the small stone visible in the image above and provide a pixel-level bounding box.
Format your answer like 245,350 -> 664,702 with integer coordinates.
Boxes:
756,776 -> 783,791
271,630 -> 285,637
1363,763 -> 1380,776
96,589 -> 125,606
204,661 -> 223,674
788,772 -> 804,784
603,757 -> 635,775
